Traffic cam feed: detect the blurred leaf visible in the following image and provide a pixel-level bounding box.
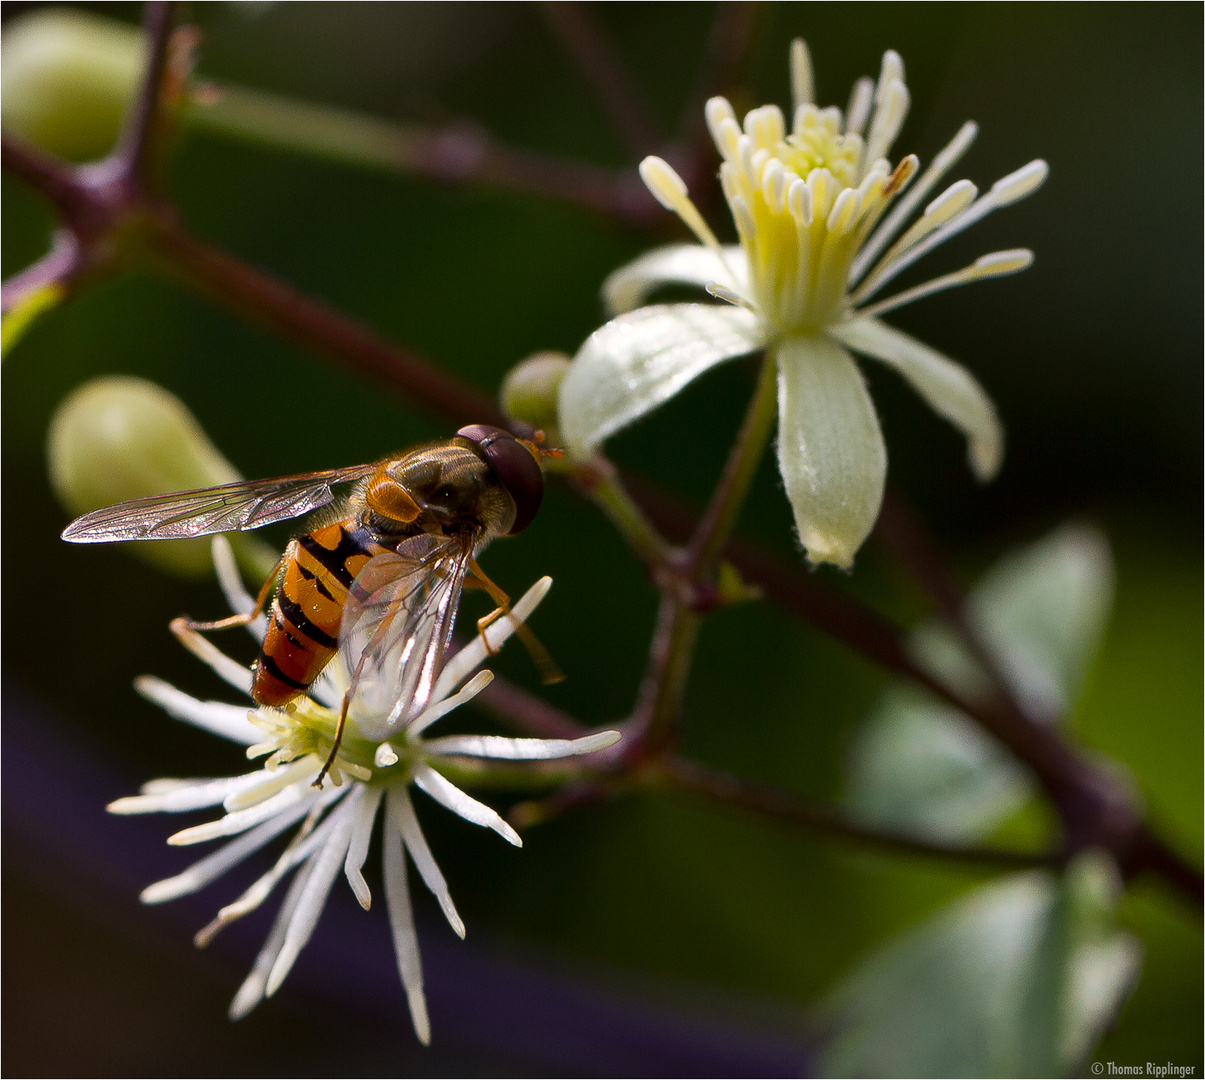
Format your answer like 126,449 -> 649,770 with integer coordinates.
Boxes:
817,852 -> 1142,1078
846,523 -> 1114,842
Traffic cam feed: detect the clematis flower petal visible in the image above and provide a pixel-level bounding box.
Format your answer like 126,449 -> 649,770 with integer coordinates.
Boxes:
833,316 -> 1003,480
412,761 -> 522,846
133,675 -> 261,745
423,729 -> 621,760
602,243 -> 747,315
558,303 -> 766,458
775,335 -> 886,569
383,788 -> 430,1045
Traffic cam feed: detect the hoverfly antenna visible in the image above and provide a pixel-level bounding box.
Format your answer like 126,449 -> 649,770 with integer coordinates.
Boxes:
522,430 -> 565,461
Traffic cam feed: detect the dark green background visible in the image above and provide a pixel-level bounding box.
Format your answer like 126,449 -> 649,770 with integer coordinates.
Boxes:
3,3 -> 1200,1075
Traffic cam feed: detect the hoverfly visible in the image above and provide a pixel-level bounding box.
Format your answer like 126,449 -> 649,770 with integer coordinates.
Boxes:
62,424 -> 560,781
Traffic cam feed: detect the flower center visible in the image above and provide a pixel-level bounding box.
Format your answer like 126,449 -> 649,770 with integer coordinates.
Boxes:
776,115 -> 860,190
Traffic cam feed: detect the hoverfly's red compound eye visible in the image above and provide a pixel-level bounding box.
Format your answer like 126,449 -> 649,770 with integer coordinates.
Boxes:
457,424 -> 544,534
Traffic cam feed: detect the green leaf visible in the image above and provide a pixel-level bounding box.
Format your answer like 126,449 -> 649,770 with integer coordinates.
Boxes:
817,853 -> 1142,1078
846,524 -> 1114,842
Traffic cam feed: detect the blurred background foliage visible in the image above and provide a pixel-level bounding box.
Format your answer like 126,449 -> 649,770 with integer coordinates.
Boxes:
2,2 -> 1200,1076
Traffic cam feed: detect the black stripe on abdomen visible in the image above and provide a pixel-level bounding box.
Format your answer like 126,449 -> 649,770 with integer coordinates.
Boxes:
277,595 -> 338,650
298,527 -> 369,589
257,650 -> 310,691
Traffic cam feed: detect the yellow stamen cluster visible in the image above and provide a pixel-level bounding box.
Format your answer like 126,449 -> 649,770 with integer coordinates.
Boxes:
702,84 -> 916,334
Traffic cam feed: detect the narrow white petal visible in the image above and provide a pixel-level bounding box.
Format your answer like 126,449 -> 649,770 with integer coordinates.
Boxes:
391,787 -> 465,938
224,755 -> 323,812
109,771 -> 262,815
601,244 -> 746,316
429,576 -> 552,705
412,762 -> 522,847
344,785 -> 384,910
558,303 -> 766,458
406,670 -> 493,740
211,536 -> 269,642
169,620 -> 254,695
775,335 -> 886,569
833,317 -> 1003,480
133,676 -> 260,746
424,730 -> 622,761
383,790 -> 430,1045
265,799 -> 356,996
168,781 -> 314,846
229,855 -> 316,1020
140,797 -> 316,904
197,788 -> 348,945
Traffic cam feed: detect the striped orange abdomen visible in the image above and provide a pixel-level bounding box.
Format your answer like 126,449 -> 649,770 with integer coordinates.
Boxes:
252,521 -> 386,706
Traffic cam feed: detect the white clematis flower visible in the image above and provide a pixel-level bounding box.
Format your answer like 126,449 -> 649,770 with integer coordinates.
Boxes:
559,40 -> 1047,568
109,538 -> 619,1045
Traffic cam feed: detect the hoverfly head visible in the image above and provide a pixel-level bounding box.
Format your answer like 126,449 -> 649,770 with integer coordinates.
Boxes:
457,424 -> 545,534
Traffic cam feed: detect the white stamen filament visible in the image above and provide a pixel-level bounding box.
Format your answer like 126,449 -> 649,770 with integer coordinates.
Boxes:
853,159 -> 1047,302
790,38 -> 814,111
638,156 -> 724,254
705,96 -> 737,155
844,76 -> 874,136
863,79 -> 910,178
854,248 -> 1034,319
706,281 -> 755,310
730,194 -> 757,242
788,178 -> 812,226
849,178 -> 979,303
851,120 -> 979,282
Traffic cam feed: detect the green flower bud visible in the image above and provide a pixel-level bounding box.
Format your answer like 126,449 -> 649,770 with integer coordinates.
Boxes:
1,9 -> 143,162
500,351 -> 570,439
48,376 -> 275,579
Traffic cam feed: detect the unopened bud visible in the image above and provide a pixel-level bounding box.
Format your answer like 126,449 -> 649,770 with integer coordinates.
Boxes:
1,9 -> 143,162
47,376 -> 272,579
500,352 -> 571,439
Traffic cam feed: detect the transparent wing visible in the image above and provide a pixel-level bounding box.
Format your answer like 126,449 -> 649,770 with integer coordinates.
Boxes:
60,464 -> 378,542
339,532 -> 476,738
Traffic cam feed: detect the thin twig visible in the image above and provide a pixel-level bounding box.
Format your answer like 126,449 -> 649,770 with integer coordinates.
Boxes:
685,352 -> 776,576
0,136 -> 82,219
145,215 -> 505,428
676,1 -> 763,148
629,596 -> 700,754
115,1 -> 177,187
188,87 -> 661,225
540,1 -> 662,158
663,756 -> 1063,869
0,234 -> 78,314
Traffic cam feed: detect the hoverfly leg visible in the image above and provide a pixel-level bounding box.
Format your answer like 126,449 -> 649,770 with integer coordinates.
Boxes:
183,547 -> 288,632
314,693 -> 351,789
468,559 -> 565,685
477,607 -> 507,657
